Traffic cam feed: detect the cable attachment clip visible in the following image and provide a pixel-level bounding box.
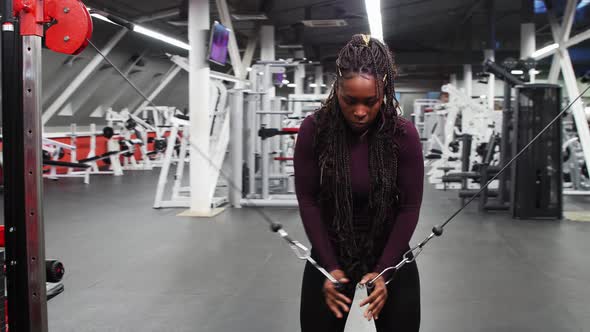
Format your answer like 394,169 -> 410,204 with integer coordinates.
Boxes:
271,222 -> 340,286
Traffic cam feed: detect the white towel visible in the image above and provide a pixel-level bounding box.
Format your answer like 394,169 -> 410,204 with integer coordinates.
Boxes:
343,284 -> 377,332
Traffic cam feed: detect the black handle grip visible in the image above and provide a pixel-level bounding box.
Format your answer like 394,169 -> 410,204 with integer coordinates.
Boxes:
432,225 -> 443,236
46,260 -> 65,283
270,222 -> 282,233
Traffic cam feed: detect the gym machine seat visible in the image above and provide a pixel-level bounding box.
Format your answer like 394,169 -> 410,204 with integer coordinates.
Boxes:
442,171 -> 480,183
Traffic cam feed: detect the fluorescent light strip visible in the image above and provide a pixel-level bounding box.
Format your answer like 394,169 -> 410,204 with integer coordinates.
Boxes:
510,70 -> 524,75
90,13 -> 115,24
532,43 -> 558,59
365,0 -> 383,42
133,25 -> 190,50
89,8 -> 190,51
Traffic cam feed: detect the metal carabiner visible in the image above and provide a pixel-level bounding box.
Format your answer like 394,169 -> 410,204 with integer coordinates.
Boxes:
276,228 -> 340,286
367,256 -> 409,288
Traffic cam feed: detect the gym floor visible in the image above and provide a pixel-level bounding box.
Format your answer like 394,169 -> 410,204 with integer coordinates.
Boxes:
2,171 -> 590,332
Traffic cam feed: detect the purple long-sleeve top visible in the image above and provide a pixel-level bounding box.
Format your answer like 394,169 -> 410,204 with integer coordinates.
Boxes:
294,115 -> 424,276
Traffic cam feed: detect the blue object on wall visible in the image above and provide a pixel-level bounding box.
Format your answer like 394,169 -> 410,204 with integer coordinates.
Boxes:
426,91 -> 440,100
535,0 -> 547,14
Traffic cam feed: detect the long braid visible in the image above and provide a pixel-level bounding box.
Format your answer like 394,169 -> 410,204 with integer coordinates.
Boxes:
314,35 -> 402,280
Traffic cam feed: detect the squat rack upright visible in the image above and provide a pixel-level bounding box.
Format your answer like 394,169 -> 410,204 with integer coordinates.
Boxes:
1,1 -> 92,331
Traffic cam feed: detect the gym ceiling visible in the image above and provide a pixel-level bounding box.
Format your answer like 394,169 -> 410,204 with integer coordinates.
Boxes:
81,0 -> 590,81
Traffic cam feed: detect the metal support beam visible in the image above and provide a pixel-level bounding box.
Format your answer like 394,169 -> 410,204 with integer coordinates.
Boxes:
215,0 -> 244,80
70,52 -> 146,116
561,0 -> 577,42
260,26 -> 275,62
188,0 -> 212,214
521,1 -> 536,81
484,49 -> 495,110
486,0 -> 496,50
229,90 -> 244,207
544,5 -> 590,179
42,29 -> 127,126
92,70 -> 147,117
59,66 -> 113,116
134,65 -> 182,113
485,0 -> 496,111
241,36 -> 258,78
565,28 -> 590,48
548,55 -> 561,82
314,65 -> 324,95
450,73 -> 458,87
294,49 -> 305,116
537,1 -> 590,60
521,23 -> 536,80
136,9 -> 181,23
463,64 -> 472,97
126,73 -> 163,112
42,56 -> 86,107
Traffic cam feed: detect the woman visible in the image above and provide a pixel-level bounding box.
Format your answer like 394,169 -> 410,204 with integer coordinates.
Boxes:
294,34 -> 424,332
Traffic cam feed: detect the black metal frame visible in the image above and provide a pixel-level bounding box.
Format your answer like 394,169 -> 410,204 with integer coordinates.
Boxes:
511,84 -> 563,219
2,1 -> 49,331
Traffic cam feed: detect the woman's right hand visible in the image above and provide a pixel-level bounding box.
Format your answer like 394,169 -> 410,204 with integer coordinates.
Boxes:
323,269 -> 352,318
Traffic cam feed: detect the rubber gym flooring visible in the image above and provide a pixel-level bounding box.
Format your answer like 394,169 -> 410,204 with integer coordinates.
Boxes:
1,171 -> 590,332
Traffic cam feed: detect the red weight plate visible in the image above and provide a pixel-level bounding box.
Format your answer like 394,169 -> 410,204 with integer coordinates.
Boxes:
45,0 -> 93,54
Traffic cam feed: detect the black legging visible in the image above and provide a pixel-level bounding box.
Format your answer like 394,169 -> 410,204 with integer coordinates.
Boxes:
300,257 -> 420,332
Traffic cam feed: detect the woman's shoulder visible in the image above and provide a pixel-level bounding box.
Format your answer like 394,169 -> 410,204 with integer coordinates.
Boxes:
394,117 -> 421,150
299,114 -> 317,133
395,117 -> 419,138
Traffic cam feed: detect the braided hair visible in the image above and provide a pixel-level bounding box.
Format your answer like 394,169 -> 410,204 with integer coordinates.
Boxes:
314,34 -> 402,281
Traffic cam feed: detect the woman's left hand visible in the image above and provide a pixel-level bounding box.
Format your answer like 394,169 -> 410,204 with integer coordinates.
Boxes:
359,273 -> 388,321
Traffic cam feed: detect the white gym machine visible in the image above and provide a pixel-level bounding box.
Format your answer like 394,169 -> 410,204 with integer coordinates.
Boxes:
426,84 -> 502,189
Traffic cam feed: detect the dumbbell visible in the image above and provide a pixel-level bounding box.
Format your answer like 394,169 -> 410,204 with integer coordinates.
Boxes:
46,260 -> 65,283
125,119 -> 137,130
103,126 -> 115,139
154,139 -> 167,152
449,141 -> 460,153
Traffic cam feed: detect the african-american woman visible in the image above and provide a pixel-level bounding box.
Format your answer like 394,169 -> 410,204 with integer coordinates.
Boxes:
294,34 -> 423,332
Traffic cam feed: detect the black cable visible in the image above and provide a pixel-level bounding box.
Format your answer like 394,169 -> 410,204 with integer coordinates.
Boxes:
87,36 -> 589,287
84,38 -> 344,284
433,84 -> 590,236
86,38 -> 275,226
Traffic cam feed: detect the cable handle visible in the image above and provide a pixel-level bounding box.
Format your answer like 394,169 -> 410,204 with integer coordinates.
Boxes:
85,37 -> 587,302
270,222 -> 341,286
367,225 -> 444,288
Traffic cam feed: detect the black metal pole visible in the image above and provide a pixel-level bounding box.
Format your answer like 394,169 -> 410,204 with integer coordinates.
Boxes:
486,0 -> 496,51
521,0 -> 534,23
2,2 -> 48,330
3,0 -> 13,22
499,82 -> 513,205
2,17 -> 28,332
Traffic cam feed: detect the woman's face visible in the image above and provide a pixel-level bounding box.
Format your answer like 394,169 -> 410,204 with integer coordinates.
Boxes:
336,74 -> 383,133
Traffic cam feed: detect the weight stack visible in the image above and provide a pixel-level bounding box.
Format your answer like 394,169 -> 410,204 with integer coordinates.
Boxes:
511,84 -> 563,219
